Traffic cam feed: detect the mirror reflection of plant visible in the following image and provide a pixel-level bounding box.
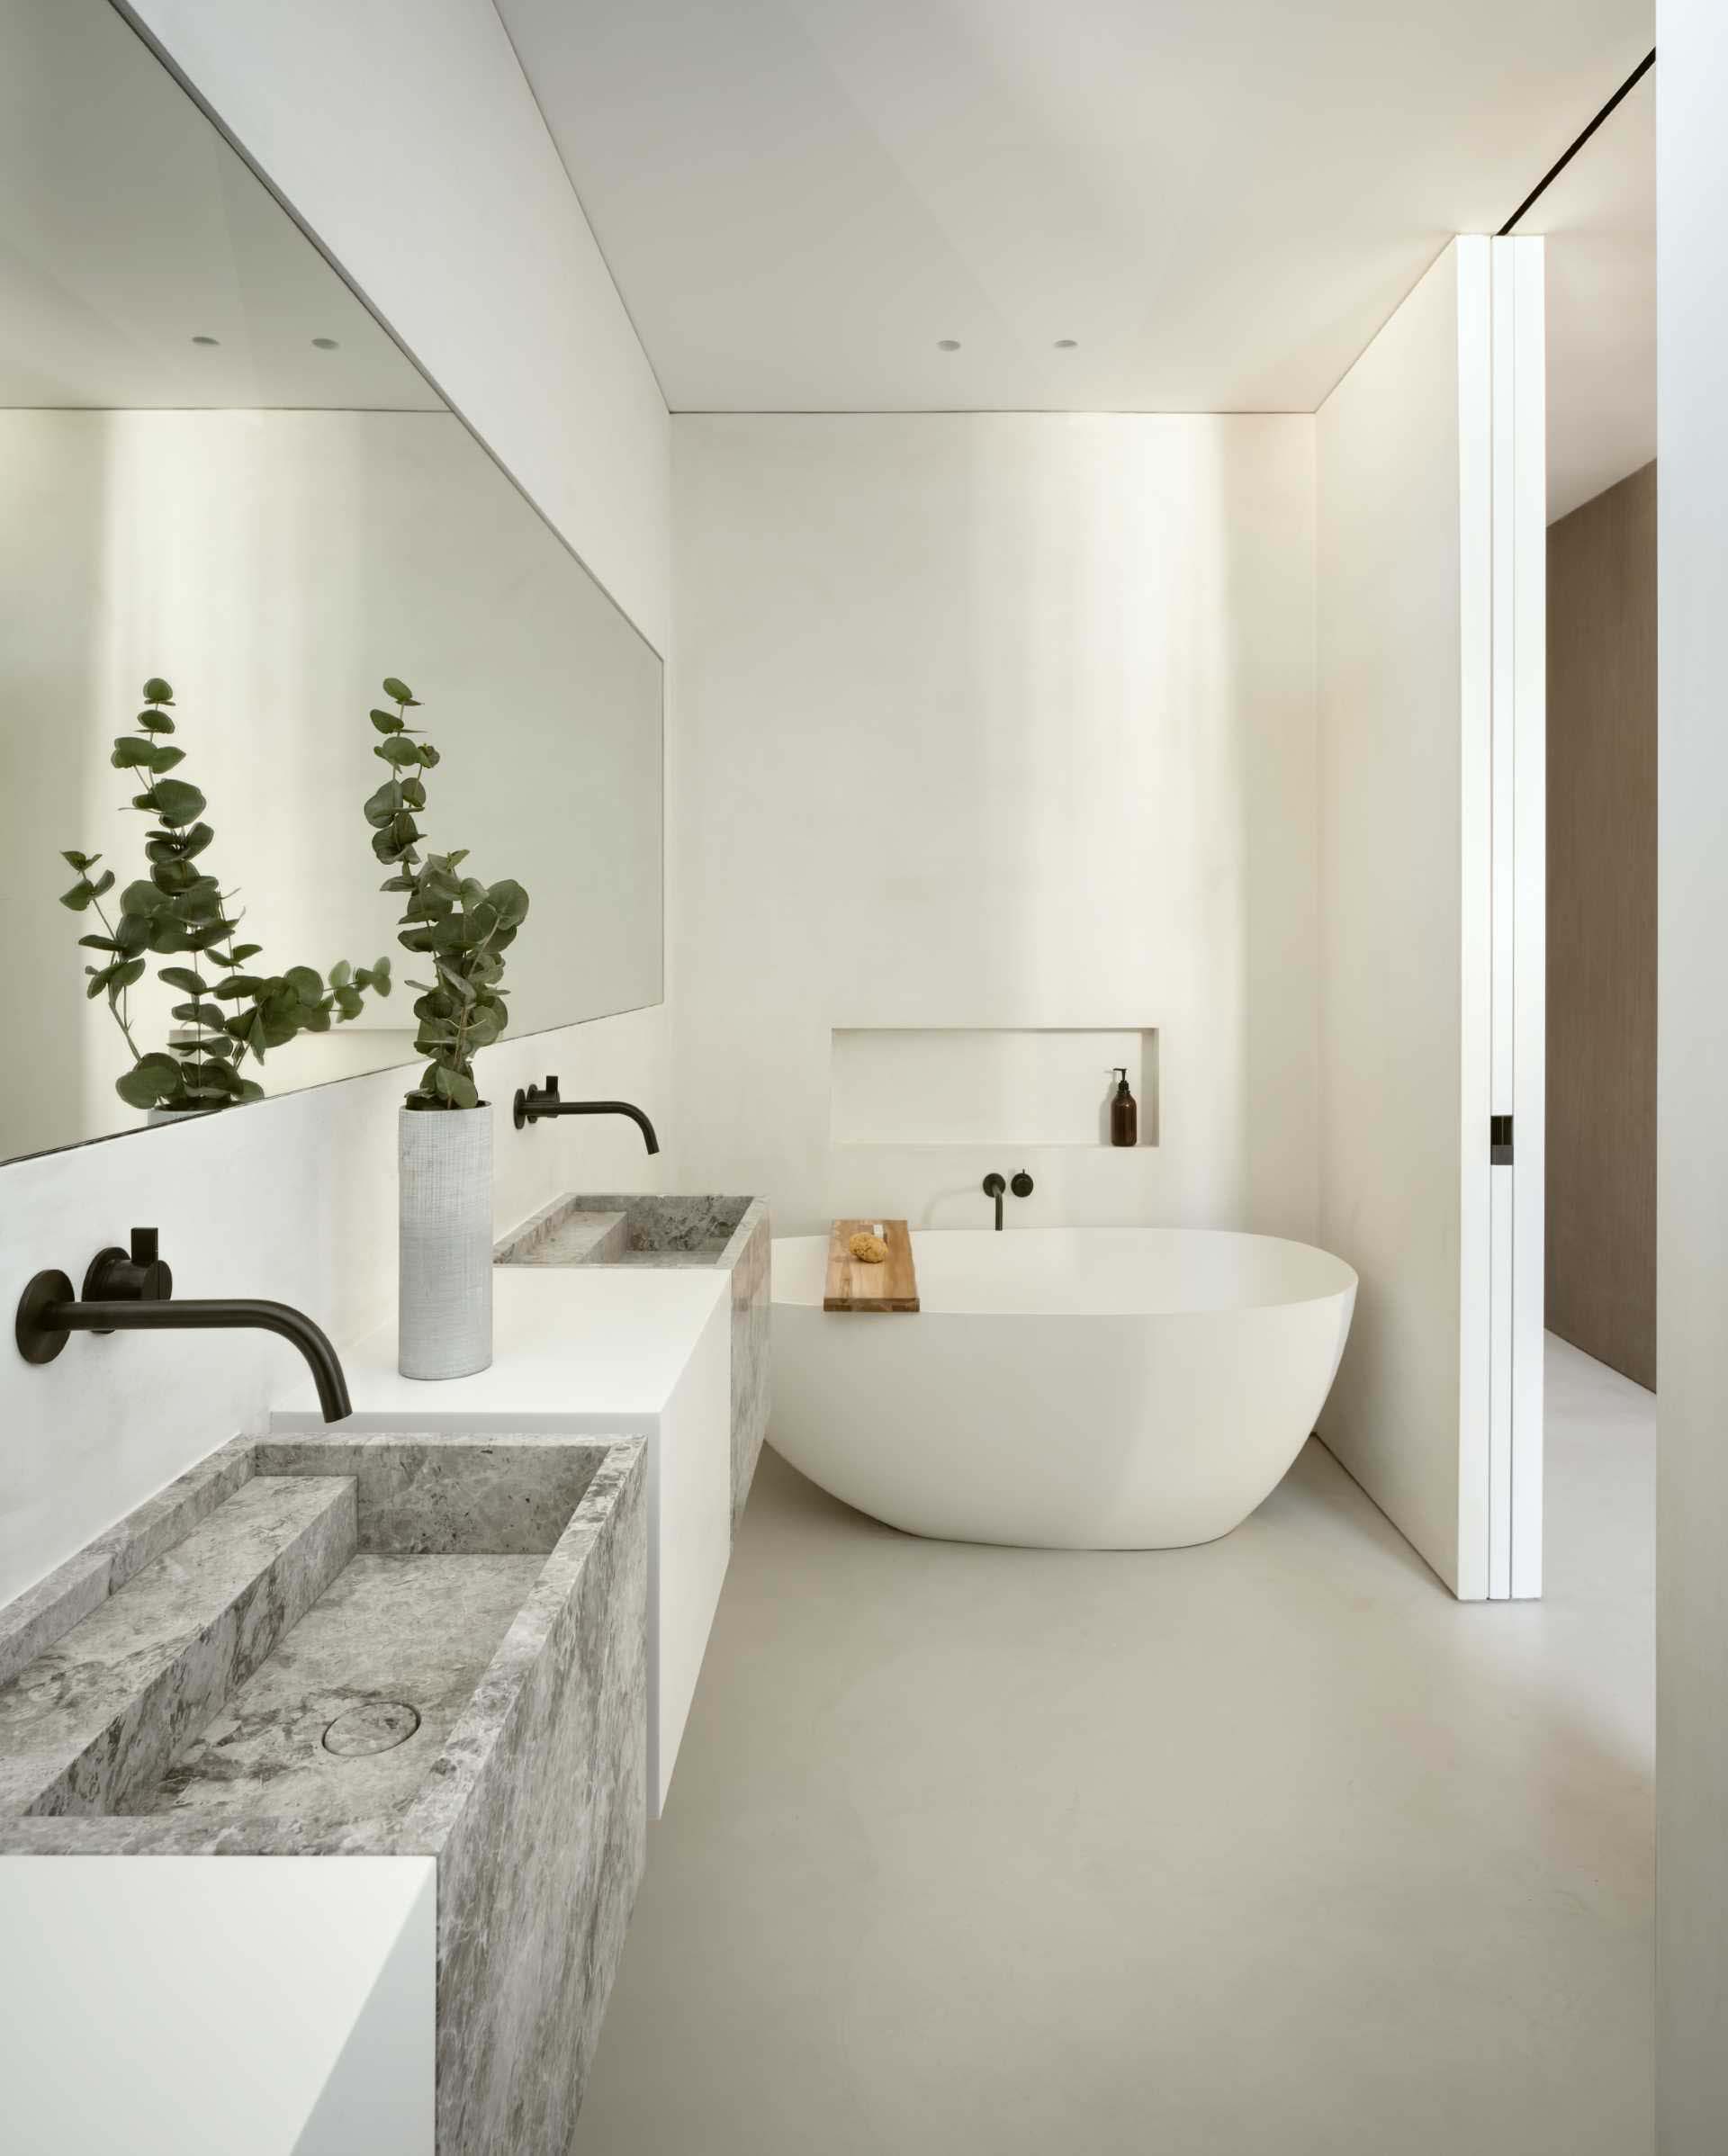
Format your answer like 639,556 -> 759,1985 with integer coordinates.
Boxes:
60,677 -> 393,1113
363,677 -> 529,1111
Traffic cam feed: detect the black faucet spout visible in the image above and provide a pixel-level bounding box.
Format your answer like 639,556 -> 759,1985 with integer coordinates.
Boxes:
512,1076 -> 660,1154
14,1229 -> 352,1423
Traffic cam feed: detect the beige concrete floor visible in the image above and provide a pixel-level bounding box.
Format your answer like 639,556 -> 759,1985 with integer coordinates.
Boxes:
574,1335 -> 1653,2155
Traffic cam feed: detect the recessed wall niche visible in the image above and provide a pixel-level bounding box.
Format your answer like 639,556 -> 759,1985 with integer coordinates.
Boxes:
829,1029 -> 1158,1149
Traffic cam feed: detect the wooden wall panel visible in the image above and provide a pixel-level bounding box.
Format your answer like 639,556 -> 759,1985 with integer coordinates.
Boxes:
1546,460 -> 1657,1388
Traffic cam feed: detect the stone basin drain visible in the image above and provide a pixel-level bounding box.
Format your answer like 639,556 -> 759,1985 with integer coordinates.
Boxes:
322,1701 -> 422,1756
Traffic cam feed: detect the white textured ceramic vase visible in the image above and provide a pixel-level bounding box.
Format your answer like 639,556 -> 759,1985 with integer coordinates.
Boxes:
398,1106 -> 493,1379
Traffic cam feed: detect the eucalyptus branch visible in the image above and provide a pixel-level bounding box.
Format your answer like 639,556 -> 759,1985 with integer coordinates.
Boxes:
361,676 -> 528,1111
58,677 -> 393,1114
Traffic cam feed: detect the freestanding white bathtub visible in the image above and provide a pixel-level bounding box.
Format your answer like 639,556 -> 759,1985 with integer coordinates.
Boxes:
770,1226 -> 1356,1549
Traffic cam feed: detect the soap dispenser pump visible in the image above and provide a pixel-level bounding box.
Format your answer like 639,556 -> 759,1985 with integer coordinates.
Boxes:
1110,1067 -> 1138,1148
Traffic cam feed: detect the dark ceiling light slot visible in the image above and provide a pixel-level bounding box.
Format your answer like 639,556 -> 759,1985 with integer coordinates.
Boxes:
1499,47 -> 1655,235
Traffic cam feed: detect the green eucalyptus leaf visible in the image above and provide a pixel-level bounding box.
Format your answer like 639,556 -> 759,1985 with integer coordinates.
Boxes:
432,1064 -> 479,1109
140,677 -> 174,704
61,849 -> 97,871
77,933 -> 121,953
370,708 -> 406,734
115,1056 -> 183,1109
136,708 -> 176,734
148,777 -> 207,829
144,821 -> 212,863
111,737 -> 157,769
381,676 -> 418,705
364,779 -> 402,828
107,958 -> 146,1000
485,879 -> 529,929
230,943 -> 262,962
60,881 -> 96,912
158,967 -> 208,993
120,878 -> 166,917
374,736 -> 421,768
147,744 -> 185,773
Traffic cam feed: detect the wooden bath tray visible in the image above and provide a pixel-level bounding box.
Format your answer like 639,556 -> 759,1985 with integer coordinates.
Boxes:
824,1219 -> 919,1312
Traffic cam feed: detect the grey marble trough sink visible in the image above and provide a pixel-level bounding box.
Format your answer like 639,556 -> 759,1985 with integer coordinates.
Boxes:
0,1427 -> 647,2155
497,1191 -> 770,1530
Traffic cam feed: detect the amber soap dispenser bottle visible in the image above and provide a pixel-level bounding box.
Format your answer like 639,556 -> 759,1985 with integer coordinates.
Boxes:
1110,1066 -> 1138,1147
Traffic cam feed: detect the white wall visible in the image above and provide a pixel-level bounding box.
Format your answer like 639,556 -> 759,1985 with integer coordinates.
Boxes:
1655,0 -> 1728,2136
0,3 -> 672,1608
1315,242 -> 1485,1598
671,413 -> 1318,1241
121,0 -> 670,657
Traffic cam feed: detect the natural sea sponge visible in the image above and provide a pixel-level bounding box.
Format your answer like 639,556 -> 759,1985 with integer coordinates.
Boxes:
849,1231 -> 889,1264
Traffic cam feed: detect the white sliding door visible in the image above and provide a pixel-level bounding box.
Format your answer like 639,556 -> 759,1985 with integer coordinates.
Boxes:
1317,235 -> 1544,1602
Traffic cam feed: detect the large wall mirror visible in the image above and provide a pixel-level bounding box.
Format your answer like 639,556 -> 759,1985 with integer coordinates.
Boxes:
2,0 -> 663,1166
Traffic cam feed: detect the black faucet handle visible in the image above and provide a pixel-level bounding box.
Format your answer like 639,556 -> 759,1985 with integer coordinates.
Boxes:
513,1075 -> 565,1129
80,1226 -> 173,1321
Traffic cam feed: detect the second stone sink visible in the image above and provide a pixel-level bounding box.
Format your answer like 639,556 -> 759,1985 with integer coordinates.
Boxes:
495,1191 -> 757,1268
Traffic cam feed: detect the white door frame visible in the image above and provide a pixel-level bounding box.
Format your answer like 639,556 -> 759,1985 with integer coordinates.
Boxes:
1472,236 -> 1546,1600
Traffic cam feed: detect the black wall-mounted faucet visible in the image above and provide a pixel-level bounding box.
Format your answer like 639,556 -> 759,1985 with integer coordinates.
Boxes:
982,1170 -> 1034,1230
14,1227 -> 352,1423
512,1075 -> 661,1154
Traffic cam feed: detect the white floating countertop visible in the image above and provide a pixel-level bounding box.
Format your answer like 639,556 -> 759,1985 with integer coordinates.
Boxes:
270,1262 -> 730,1431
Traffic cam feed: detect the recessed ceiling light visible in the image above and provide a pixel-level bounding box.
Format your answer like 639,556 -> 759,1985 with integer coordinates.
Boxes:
936,338 -> 961,352
310,337 -> 339,350
1054,338 -> 1078,349
190,335 -> 219,346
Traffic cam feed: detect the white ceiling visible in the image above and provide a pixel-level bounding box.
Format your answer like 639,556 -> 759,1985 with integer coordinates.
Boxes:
0,0 -> 436,409
498,0 -> 1652,416
1522,71 -> 1654,520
